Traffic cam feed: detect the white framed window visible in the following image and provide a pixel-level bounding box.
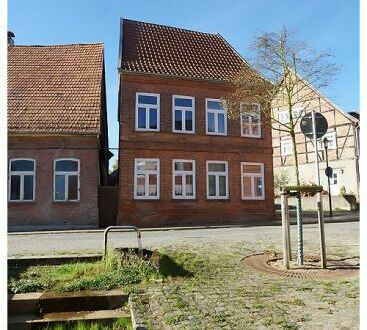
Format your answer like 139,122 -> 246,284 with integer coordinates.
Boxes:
320,131 -> 337,150
206,161 -> 229,199
54,159 -> 80,202
280,137 -> 293,156
241,162 -> 265,200
172,95 -> 195,134
135,92 -> 160,131
8,158 -> 36,202
278,109 -> 304,124
172,160 -> 196,199
206,98 -> 227,135
241,103 -> 261,138
134,159 -> 160,199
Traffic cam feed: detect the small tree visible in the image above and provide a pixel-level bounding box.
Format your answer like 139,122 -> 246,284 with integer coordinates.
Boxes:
109,158 -> 118,174
226,27 -> 338,186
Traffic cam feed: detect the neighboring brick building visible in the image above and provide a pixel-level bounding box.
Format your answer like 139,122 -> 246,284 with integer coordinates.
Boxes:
8,43 -> 110,230
117,19 -> 275,227
272,77 -> 360,197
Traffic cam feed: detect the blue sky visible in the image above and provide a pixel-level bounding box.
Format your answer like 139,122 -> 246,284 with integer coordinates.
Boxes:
8,0 -> 359,167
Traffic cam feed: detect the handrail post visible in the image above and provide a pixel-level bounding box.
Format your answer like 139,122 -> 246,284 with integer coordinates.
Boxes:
103,226 -> 143,256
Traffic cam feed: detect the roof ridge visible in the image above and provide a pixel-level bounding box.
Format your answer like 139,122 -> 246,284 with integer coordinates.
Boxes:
9,43 -> 104,48
123,18 -> 220,37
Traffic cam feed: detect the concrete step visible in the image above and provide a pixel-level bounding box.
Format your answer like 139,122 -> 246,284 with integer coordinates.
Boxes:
8,309 -> 131,330
39,289 -> 128,313
8,293 -> 42,315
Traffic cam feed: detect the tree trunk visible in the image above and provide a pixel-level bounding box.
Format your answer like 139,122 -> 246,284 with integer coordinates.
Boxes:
290,130 -> 301,186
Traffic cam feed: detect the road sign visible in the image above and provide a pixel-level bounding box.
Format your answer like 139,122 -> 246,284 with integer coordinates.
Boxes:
300,112 -> 328,139
325,166 -> 333,178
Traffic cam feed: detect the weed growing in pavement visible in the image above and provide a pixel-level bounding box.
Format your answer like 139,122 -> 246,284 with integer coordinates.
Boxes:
40,317 -> 132,330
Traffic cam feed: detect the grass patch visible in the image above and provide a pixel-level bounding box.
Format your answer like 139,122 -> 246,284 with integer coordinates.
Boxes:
8,250 -> 161,293
41,317 -> 132,329
8,250 -> 198,294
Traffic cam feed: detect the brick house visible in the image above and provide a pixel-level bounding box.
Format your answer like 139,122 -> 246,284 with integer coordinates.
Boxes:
8,43 -> 110,230
272,77 -> 360,197
117,19 -> 275,227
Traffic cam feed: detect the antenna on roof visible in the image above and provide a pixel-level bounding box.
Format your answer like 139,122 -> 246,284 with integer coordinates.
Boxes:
8,31 -> 15,46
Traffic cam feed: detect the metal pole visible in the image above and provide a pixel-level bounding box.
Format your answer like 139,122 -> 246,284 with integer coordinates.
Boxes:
312,111 -> 321,184
296,192 -> 303,265
317,191 -> 327,268
281,190 -> 290,269
325,146 -> 333,216
312,110 -> 327,268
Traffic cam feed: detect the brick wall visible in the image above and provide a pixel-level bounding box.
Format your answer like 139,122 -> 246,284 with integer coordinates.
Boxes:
117,74 -> 275,227
8,135 -> 100,228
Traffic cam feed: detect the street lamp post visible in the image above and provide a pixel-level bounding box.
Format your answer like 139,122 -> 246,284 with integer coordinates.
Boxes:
323,138 -> 333,216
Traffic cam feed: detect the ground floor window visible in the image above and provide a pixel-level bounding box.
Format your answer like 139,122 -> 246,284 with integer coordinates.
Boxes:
54,159 -> 80,201
241,162 -> 265,200
206,161 -> 228,199
172,160 -> 195,199
9,158 -> 35,201
134,159 -> 160,199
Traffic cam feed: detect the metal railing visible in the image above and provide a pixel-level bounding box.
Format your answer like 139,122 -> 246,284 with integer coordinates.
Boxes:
103,226 -> 142,256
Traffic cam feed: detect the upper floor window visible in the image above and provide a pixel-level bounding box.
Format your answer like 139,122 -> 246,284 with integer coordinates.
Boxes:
207,161 -> 229,199
241,103 -> 261,138
280,137 -> 293,156
241,162 -> 265,200
173,96 -> 195,134
321,131 -> 337,150
206,99 -> 227,135
172,160 -> 196,199
135,93 -> 160,131
134,159 -> 160,199
54,159 -> 80,202
9,159 -> 35,202
278,109 -> 304,124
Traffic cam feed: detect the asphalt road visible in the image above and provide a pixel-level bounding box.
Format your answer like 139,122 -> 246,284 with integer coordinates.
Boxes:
8,222 -> 359,258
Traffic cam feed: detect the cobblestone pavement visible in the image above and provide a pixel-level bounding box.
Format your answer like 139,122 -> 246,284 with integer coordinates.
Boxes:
131,224 -> 359,329
8,222 -> 359,329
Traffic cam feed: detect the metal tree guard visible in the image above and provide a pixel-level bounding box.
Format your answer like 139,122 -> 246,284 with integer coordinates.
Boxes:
281,185 -> 326,269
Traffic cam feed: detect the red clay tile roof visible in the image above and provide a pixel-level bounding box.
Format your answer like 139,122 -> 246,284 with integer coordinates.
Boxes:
120,19 -> 247,81
8,43 -> 104,135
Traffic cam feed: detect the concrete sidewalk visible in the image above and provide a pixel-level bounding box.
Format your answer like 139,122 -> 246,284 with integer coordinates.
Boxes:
8,211 -> 359,235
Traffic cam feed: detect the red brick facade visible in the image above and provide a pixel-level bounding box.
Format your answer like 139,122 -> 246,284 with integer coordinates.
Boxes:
117,74 -> 275,227
8,136 -> 100,228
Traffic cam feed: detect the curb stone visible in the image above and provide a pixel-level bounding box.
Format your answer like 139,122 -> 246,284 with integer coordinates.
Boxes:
129,295 -> 148,330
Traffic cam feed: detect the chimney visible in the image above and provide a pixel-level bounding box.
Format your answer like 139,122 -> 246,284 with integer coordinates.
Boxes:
8,31 -> 15,46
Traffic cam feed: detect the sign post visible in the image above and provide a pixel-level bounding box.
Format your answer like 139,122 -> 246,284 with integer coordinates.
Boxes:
300,111 -> 328,268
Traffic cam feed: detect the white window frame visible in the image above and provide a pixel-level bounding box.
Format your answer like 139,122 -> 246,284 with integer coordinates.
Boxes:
320,131 -> 337,150
280,137 -> 293,156
240,103 -> 261,138
206,160 -> 229,199
135,92 -> 160,132
172,95 -> 195,134
8,158 -> 36,202
278,109 -> 304,124
53,158 -> 80,202
172,160 -> 196,199
241,162 -> 265,200
134,158 -> 160,200
205,98 -> 227,136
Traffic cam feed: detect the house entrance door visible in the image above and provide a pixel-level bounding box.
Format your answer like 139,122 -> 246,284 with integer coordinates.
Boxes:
330,170 -> 340,196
